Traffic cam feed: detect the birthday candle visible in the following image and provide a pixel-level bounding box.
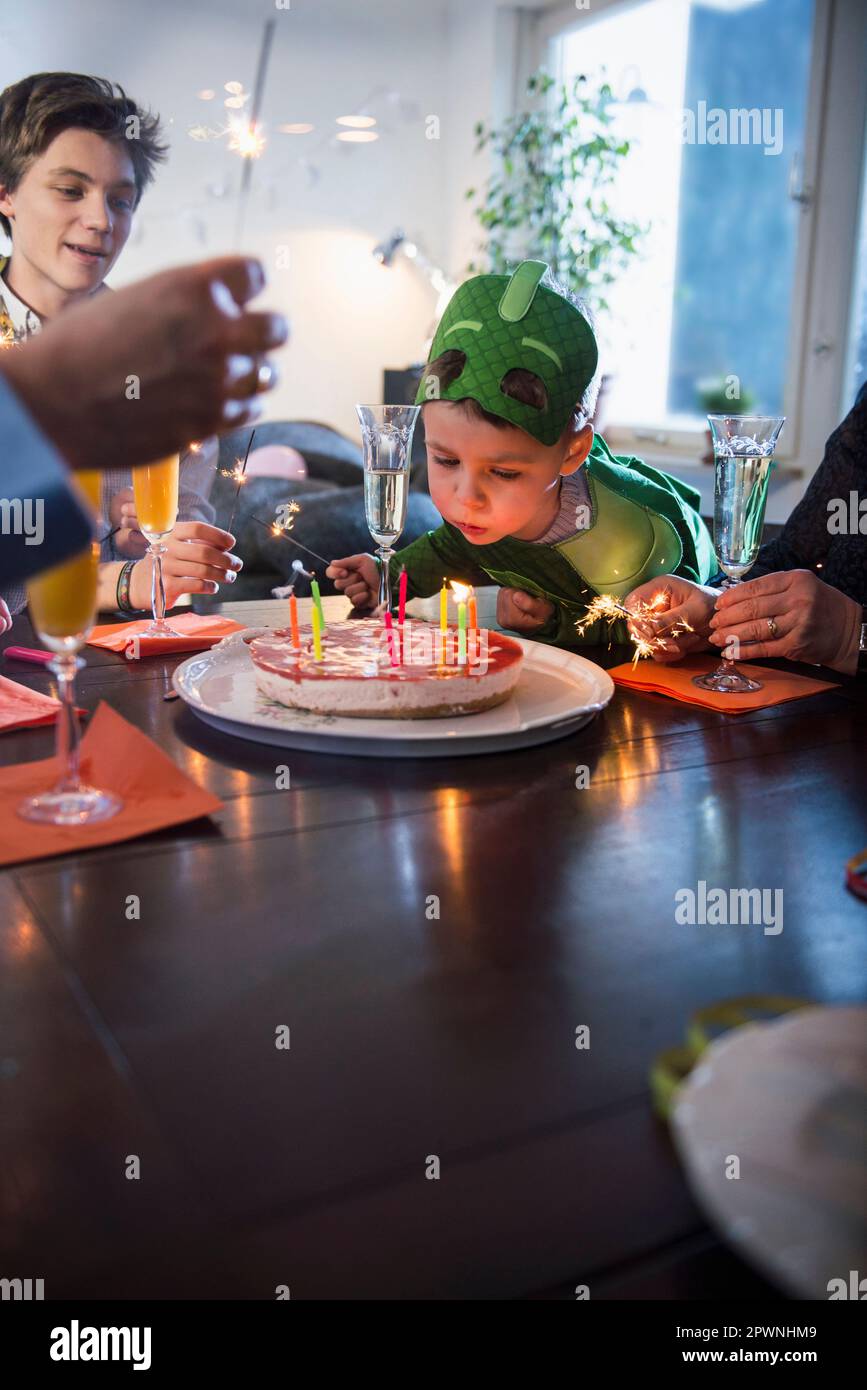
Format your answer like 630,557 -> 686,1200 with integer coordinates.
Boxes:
311,578 -> 325,628
398,569 -> 408,626
384,610 -> 398,666
289,592 -> 300,649
458,600 -> 467,664
311,604 -> 323,660
439,579 -> 448,634
468,590 -> 477,633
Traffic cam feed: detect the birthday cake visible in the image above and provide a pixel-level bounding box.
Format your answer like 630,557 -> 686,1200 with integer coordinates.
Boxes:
248,618 -> 524,719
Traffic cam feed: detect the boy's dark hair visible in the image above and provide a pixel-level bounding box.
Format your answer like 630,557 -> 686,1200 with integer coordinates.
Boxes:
424,271 -> 600,434
0,72 -> 168,238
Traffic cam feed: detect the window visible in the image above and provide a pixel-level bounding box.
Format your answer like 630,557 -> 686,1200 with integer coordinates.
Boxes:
844,124 -> 867,408
555,0 -> 814,431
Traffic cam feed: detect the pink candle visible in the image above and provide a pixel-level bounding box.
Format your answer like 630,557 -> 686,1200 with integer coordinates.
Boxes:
383,610 -> 399,666
398,568 -> 408,626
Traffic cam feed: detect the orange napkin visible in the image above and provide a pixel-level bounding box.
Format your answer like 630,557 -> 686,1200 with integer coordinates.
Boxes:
0,702 -> 223,866
609,654 -> 838,713
0,674 -> 87,733
87,612 -> 244,656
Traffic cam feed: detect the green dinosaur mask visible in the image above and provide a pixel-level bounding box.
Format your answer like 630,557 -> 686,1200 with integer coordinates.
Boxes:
416,260 -> 598,447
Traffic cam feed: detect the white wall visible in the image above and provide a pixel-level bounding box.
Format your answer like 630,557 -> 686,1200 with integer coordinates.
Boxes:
0,0 -> 514,437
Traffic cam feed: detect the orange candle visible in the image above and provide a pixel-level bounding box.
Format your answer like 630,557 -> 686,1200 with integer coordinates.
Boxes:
468,592 -> 477,633
290,592 -> 299,648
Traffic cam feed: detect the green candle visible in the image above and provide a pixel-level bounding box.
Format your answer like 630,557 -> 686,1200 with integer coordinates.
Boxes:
311,578 -> 325,627
458,600 -> 467,664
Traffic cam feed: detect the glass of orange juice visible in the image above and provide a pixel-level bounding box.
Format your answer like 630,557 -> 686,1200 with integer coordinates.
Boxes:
132,453 -> 181,637
19,505 -> 122,825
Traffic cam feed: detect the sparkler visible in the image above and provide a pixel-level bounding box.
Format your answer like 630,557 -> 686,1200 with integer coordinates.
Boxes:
251,513 -> 330,570
575,590 -> 693,667
233,17 -> 276,248
223,428 -> 256,533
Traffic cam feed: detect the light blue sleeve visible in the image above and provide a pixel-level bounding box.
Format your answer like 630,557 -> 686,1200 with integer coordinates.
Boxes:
0,371 -> 93,587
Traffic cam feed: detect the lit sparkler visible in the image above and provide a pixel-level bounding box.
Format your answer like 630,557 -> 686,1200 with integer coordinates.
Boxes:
233,17 -> 276,247
251,513 -> 330,569
575,590 -> 693,667
223,427 -> 256,533
228,117 -> 266,160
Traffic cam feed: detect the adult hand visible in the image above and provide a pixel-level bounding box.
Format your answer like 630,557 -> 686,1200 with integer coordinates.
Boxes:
710,569 -> 862,673
108,488 -> 147,559
497,587 -> 555,634
623,576 -> 718,663
128,522 -> 242,610
0,256 -> 288,471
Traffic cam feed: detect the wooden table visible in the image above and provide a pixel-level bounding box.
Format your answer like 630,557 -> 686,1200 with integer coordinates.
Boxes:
1,598 -> 865,1300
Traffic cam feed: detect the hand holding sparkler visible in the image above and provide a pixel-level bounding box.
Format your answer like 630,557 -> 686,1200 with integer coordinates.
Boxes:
326,553 -> 381,611
622,577 -> 719,664
575,588 -> 696,667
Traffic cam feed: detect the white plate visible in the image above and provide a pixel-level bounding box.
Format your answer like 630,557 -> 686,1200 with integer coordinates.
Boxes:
671,1007 -> 867,1299
172,627 -> 614,758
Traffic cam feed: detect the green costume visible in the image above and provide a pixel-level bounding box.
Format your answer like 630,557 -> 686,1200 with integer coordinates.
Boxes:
390,261 -> 715,648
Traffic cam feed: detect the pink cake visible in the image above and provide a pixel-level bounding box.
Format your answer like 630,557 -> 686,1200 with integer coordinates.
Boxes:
248,619 -> 524,719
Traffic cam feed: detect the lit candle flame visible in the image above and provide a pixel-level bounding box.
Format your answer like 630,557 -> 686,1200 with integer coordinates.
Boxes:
449,581 -> 471,602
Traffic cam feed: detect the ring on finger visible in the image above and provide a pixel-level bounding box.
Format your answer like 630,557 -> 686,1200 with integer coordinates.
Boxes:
255,360 -> 275,393
767,616 -> 779,638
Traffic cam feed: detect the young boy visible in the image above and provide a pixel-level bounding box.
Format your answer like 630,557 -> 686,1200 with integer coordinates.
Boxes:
328,260 -> 715,647
0,72 -> 242,616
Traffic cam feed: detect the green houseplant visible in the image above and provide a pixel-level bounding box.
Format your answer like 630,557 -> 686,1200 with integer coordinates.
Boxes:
696,377 -> 756,416
465,71 -> 646,312
696,377 -> 757,464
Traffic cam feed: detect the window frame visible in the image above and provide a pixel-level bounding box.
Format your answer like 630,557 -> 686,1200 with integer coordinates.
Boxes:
518,0 -> 867,520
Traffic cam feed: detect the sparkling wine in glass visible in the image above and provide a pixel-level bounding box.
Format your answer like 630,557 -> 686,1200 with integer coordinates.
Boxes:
20,534 -> 122,826
693,414 -> 785,695
356,404 -> 420,612
132,453 -> 181,637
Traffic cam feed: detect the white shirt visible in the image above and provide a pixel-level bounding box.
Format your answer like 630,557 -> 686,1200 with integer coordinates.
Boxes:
0,267 -> 44,342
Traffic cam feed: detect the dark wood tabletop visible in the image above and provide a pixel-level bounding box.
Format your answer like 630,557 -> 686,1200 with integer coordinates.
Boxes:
1,597 -> 865,1300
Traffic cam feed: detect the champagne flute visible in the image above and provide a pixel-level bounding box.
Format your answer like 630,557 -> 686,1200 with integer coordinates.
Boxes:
356,405 -> 420,612
132,453 -> 181,637
693,414 -> 785,694
19,480 -> 122,825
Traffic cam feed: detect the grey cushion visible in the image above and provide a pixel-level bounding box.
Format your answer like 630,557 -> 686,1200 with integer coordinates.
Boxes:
216,421 -> 364,497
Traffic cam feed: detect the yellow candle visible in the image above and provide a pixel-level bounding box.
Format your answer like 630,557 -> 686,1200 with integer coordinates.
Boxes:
440,579 -> 448,633
312,604 -> 323,660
